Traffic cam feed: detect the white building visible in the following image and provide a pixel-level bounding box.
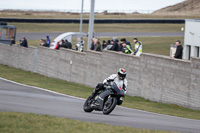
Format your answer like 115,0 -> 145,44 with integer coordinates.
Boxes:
183,19 -> 200,60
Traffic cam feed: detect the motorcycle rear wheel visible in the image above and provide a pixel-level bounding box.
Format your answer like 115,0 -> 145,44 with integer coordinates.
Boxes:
103,97 -> 117,115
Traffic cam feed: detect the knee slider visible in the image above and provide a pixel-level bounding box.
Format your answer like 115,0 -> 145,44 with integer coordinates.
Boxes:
117,99 -> 123,105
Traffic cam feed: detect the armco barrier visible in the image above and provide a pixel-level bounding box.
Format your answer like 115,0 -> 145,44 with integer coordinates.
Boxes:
0,18 -> 185,24
0,43 -> 199,110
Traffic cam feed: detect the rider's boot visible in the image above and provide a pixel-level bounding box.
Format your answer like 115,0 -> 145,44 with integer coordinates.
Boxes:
90,83 -> 104,98
91,97 -> 102,110
90,83 -> 105,110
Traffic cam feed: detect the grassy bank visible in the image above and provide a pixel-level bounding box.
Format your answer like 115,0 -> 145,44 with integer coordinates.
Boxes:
28,36 -> 184,56
0,64 -> 200,120
1,10 -> 200,19
0,112 -> 177,133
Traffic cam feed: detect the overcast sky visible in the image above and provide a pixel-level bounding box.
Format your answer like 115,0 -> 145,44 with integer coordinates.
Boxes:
1,0 -> 186,12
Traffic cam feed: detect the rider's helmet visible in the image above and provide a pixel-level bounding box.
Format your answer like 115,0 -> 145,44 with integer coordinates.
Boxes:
118,68 -> 127,80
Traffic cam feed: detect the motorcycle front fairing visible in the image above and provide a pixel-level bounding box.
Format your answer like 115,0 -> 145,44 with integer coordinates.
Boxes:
111,82 -> 125,97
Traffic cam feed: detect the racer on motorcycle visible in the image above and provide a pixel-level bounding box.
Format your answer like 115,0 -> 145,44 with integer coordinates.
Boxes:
91,68 -> 128,108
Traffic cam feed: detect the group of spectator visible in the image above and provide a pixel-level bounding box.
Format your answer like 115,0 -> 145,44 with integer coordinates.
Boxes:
15,35 -> 50,48
38,35 -> 51,47
9,36 -> 28,47
54,39 -> 72,50
14,35 -> 183,59
54,37 -> 85,51
90,37 -> 142,56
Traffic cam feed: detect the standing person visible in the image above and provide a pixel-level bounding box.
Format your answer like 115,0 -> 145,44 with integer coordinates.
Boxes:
107,40 -> 111,45
76,38 -> 84,52
90,38 -> 95,50
65,39 -> 72,49
10,37 -> 15,46
133,38 -> 142,56
120,38 -> 132,52
20,36 -> 28,48
54,41 -> 61,50
119,39 -> 123,52
111,39 -> 119,52
125,38 -> 131,48
60,39 -> 65,47
102,40 -> 107,50
46,35 -> 51,47
94,38 -> 101,52
174,40 -> 183,59
38,39 -> 45,47
122,43 -> 134,54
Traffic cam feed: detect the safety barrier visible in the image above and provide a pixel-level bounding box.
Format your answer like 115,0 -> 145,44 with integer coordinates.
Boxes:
0,18 -> 185,23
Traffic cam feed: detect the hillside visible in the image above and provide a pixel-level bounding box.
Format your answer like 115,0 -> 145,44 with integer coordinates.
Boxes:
152,0 -> 200,16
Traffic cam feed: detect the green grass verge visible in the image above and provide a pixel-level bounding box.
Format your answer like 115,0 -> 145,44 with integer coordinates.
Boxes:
0,64 -> 200,120
0,112 -> 177,133
28,36 -> 184,56
9,23 -> 184,33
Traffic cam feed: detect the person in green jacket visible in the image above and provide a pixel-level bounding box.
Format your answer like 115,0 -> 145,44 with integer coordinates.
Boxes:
122,43 -> 134,54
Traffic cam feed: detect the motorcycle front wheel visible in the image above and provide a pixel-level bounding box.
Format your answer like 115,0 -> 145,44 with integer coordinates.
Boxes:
103,96 -> 117,115
83,96 -> 94,112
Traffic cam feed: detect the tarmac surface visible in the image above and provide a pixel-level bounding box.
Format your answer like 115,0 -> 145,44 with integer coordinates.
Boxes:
16,32 -> 184,41
0,78 -> 199,133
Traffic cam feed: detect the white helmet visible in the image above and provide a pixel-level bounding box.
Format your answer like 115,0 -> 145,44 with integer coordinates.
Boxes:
118,68 -> 127,80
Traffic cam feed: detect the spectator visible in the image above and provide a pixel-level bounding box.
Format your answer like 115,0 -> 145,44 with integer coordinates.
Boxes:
59,39 -> 65,47
104,40 -> 113,50
174,40 -> 183,59
38,39 -> 45,46
133,38 -> 142,56
46,35 -> 50,47
102,40 -> 107,50
90,38 -> 95,50
122,42 -> 134,54
107,40 -> 111,45
94,38 -> 101,52
65,39 -> 72,49
111,39 -> 119,51
119,38 -> 132,52
80,37 -> 85,46
10,36 -> 15,46
76,38 -> 84,52
54,41 -> 61,50
20,36 -> 28,48
124,38 -> 131,48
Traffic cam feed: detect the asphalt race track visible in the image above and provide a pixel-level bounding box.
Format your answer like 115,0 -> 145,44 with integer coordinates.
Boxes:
16,32 -> 184,41
0,78 -> 200,133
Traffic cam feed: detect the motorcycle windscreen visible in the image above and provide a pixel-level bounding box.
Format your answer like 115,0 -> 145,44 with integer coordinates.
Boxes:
112,82 -> 125,96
